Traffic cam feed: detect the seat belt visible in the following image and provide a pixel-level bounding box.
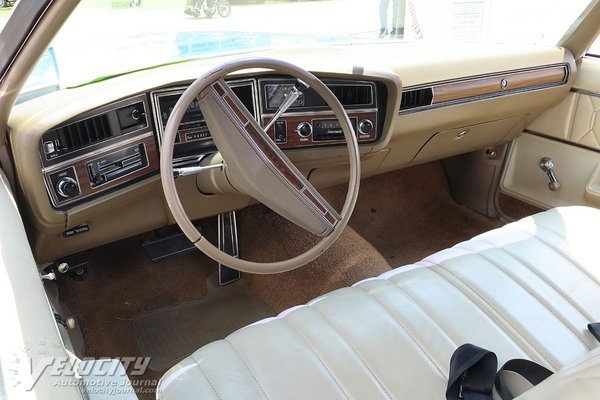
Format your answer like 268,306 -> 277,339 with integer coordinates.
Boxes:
446,343 -> 497,400
446,344 -> 552,400
588,323 -> 600,343
448,323 -> 600,400
494,359 -> 553,400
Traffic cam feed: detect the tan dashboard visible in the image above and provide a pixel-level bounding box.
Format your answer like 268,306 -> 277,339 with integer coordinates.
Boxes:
7,42 -> 576,264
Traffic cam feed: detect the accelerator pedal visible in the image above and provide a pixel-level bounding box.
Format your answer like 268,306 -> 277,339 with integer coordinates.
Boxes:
218,211 -> 241,285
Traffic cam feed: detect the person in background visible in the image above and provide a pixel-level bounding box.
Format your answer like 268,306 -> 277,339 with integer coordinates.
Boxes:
379,0 -> 406,38
184,0 -> 215,17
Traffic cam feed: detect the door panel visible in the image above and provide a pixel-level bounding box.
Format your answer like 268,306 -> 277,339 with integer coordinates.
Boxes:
501,57 -> 600,209
500,133 -> 600,209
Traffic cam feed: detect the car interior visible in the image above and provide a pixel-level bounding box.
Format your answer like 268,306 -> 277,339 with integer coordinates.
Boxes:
1,0 -> 600,399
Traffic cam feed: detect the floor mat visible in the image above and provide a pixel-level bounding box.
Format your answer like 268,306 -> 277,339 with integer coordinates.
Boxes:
131,273 -> 275,371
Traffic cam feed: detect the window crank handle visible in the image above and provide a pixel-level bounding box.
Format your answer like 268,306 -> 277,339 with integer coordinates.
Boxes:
539,157 -> 560,191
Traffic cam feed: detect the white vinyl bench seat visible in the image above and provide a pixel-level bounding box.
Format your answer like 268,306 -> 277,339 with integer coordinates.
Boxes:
158,207 -> 600,399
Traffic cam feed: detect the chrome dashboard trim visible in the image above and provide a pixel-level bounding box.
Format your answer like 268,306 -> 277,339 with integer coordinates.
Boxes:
86,143 -> 151,191
40,94 -> 150,165
257,77 -> 377,114
41,132 -> 154,173
261,108 -> 378,118
150,78 -> 258,153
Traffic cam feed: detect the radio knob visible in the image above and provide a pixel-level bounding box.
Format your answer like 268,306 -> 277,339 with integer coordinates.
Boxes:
358,119 -> 373,135
296,122 -> 312,138
56,177 -> 80,198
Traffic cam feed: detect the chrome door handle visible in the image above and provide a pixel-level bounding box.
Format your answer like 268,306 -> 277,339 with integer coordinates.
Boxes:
540,157 -> 560,191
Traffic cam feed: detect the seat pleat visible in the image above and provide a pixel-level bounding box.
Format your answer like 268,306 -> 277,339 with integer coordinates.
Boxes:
226,319 -> 350,400
464,245 -> 598,350
157,357 -> 220,399
310,286 -> 448,399
460,238 -> 596,323
278,318 -> 351,399
436,251 -> 591,368
356,279 -> 456,377
284,305 -> 390,399
390,268 -> 537,365
495,208 -> 600,286
504,234 -> 600,318
158,341 -> 264,400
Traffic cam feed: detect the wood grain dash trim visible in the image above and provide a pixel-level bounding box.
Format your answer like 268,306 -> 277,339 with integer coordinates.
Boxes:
432,65 -> 567,105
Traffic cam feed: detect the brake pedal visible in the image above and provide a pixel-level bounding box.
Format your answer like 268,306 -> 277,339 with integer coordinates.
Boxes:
218,211 -> 241,285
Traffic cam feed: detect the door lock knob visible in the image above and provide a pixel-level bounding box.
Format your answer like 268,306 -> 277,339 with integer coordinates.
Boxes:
540,157 -> 560,191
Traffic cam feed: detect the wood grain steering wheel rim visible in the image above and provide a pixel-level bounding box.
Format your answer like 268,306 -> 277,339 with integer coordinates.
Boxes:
160,58 -> 361,274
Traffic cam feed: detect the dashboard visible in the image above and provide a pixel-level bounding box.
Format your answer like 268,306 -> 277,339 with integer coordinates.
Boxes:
6,42 -> 577,263
39,77 -> 387,210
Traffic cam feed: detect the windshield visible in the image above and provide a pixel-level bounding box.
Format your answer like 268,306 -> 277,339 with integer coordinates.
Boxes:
2,0 -> 592,101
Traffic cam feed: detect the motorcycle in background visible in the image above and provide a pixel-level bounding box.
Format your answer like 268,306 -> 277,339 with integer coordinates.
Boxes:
185,0 -> 231,18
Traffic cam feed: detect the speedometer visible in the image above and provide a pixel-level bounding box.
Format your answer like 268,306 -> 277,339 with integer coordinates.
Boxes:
265,84 -> 305,109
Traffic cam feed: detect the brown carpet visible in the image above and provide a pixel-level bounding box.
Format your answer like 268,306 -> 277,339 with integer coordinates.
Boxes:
321,161 -> 503,266
238,207 -> 392,312
240,161 -> 502,312
497,192 -> 544,221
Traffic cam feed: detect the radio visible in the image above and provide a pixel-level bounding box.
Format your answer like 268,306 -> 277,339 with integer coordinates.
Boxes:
86,143 -> 148,187
312,118 -> 358,141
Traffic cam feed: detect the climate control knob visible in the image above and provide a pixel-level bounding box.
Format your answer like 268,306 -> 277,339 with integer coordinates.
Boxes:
358,119 -> 373,135
296,122 -> 313,138
56,177 -> 80,199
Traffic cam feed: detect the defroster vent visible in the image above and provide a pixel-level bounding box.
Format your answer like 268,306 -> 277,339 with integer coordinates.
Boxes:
400,87 -> 433,112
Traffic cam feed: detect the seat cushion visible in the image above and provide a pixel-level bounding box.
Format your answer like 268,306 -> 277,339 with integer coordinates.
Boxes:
157,206 -> 600,399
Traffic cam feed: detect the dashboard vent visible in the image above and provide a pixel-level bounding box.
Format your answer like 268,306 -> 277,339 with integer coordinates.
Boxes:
400,87 -> 433,111
329,85 -> 373,106
54,115 -> 113,152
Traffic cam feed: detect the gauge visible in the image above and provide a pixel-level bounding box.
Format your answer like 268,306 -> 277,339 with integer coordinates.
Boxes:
265,83 -> 305,110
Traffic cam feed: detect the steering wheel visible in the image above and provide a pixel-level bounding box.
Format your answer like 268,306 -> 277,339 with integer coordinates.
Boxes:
160,58 -> 360,274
